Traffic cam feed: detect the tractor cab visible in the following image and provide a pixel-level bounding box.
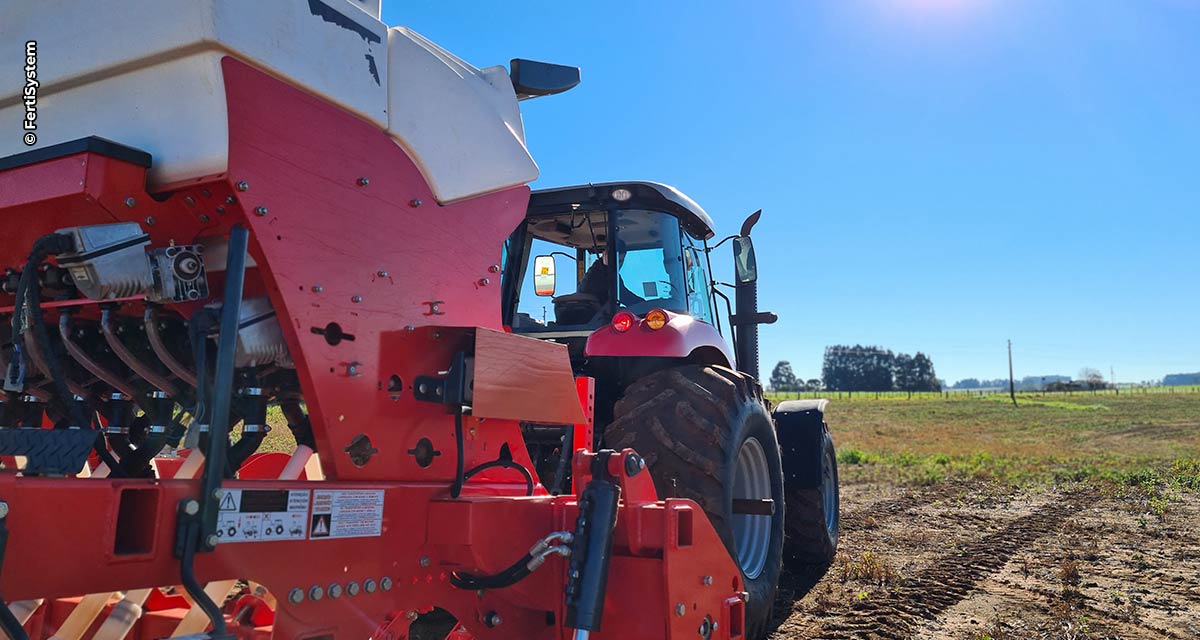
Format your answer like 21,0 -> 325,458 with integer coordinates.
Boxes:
502,182 -> 720,345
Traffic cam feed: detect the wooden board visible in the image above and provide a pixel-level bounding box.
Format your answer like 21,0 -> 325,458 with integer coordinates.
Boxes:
472,328 -> 586,425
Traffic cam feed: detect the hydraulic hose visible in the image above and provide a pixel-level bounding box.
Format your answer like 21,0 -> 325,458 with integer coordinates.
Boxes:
450,407 -> 465,498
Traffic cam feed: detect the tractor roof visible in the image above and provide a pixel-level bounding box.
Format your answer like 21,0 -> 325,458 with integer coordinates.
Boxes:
528,181 -> 715,240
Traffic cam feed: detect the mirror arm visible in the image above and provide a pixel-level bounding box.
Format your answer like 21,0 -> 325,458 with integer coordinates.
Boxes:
708,234 -> 740,251
712,286 -> 738,356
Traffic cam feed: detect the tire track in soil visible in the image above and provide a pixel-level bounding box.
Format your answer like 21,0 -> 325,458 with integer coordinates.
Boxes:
838,485 -> 971,533
806,494 -> 1088,640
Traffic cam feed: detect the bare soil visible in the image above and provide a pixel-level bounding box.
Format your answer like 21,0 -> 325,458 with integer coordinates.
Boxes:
770,476 -> 1200,639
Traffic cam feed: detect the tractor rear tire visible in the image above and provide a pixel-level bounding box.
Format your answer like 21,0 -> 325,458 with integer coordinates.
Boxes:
606,365 -> 784,640
782,430 -> 839,573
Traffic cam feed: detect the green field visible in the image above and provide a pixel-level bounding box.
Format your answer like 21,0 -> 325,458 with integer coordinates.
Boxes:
766,390 -> 1200,487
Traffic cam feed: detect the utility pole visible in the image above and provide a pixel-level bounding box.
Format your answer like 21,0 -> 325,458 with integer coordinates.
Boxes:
1007,339 -> 1017,407
1111,365 -> 1116,394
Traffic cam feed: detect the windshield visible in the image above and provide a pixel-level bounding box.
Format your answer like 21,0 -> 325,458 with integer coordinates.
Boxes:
504,209 -> 689,331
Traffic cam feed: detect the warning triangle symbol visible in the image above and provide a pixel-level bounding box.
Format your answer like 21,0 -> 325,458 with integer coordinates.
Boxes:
219,492 -> 237,511
311,514 -> 331,537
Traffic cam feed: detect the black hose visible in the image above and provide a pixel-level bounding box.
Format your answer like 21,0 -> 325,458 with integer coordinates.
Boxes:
178,523 -> 226,636
449,552 -> 535,591
463,458 -> 535,496
450,407 -> 465,498
0,598 -> 29,640
10,234 -> 84,427
550,426 -> 574,496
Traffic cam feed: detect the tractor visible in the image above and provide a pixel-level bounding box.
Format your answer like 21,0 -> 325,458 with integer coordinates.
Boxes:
501,183 -> 841,635
0,1 -> 836,639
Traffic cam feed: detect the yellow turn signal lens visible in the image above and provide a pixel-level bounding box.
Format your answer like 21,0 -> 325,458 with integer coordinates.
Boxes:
645,308 -> 668,330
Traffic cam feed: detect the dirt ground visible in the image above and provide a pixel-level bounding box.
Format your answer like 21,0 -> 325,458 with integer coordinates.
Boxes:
769,474 -> 1200,639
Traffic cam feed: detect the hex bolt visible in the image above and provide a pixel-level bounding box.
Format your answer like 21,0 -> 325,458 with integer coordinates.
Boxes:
381,577 -> 393,591
328,583 -> 343,599
675,603 -> 686,617
213,489 -> 225,501
346,581 -> 360,596
478,278 -> 490,286
357,177 -> 370,186
312,285 -> 323,293
0,502 -> 9,519
225,195 -> 236,205
409,198 -> 422,207
347,364 -> 360,377
198,214 -> 210,223
364,579 -> 377,593
309,585 -> 324,601
184,196 -> 196,206
215,206 -> 226,215
254,206 -> 268,217
236,181 -> 249,192
483,612 -> 502,628
419,556 -> 431,567
183,500 -> 200,516
144,216 -> 156,226
123,197 -> 136,208
351,295 -> 363,303
702,575 -> 713,586
377,270 -> 389,277
405,611 -> 418,621
489,264 -> 500,273
206,534 -> 220,548
288,588 -> 304,604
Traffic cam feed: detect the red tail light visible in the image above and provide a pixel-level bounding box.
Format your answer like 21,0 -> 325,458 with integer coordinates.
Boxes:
612,311 -> 635,332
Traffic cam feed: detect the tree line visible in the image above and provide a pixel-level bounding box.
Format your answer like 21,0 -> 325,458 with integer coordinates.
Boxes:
769,345 -> 942,392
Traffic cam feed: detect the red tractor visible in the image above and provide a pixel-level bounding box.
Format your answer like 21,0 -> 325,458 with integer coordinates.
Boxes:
501,183 -> 841,635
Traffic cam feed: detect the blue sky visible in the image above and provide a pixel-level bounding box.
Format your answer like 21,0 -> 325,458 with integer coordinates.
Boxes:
385,1 -> 1199,385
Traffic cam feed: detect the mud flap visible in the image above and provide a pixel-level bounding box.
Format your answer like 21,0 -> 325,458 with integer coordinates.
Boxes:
772,399 -> 829,489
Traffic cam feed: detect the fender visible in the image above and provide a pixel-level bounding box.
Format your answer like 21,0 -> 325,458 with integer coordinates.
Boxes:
773,399 -> 829,489
584,310 -> 734,368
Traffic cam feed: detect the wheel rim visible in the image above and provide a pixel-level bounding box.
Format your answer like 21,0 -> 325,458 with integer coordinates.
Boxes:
822,447 -> 839,538
732,436 -> 773,580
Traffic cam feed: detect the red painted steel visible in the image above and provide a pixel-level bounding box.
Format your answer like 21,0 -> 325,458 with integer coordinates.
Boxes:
0,57 -> 745,639
585,309 -> 734,368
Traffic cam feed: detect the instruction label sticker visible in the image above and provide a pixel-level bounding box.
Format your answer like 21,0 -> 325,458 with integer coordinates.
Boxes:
310,490 -> 384,539
216,489 -> 310,544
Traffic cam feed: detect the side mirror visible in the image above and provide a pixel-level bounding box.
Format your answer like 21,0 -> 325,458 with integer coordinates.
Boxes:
733,236 -> 757,284
510,59 -> 581,101
533,255 -> 556,296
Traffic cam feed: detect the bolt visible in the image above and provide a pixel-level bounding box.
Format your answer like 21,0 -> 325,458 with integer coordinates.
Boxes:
255,206 -> 268,216
483,612 -> 502,627
675,603 -> 686,617
351,295 -> 363,303
364,579 -> 377,593
478,278 -> 490,286
184,196 -> 196,206
215,206 -> 226,215
702,575 -> 713,586
489,264 -> 500,273
124,197 -> 136,208
405,611 -> 418,621
381,577 -> 393,591
213,489 -> 225,501
236,181 -> 249,192
357,177 -> 370,186
225,195 -> 236,204
347,364 -> 360,377
200,188 -> 212,198
0,502 -> 9,519
183,500 -> 200,516
377,270 -> 389,277
346,581 -> 360,596
206,534 -> 220,548
288,588 -> 304,604
309,585 -> 324,601
328,583 -> 343,599
405,325 -> 416,332
419,556 -> 431,567
409,198 -> 422,207
198,214 -> 211,223
312,285 -> 323,293
144,216 -> 156,226
625,454 -> 645,477
430,303 -> 440,314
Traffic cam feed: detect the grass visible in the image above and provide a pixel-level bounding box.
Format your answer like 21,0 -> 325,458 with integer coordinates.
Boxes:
792,390 -> 1200,488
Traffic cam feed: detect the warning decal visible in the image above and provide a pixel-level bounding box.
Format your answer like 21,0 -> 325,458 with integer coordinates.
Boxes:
310,490 -> 384,539
216,489 -> 310,544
